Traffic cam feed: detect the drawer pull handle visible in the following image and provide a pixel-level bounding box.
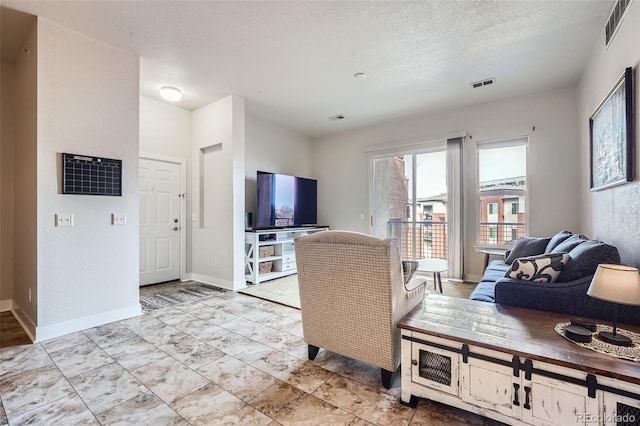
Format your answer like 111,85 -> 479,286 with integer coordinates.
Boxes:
524,386 -> 531,410
513,383 -> 520,406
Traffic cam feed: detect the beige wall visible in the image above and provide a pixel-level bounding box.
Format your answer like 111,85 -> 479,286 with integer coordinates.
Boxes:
312,87 -> 581,281
12,22 -> 38,325
35,18 -> 140,338
578,1 -> 640,268
0,62 -> 16,307
244,114 -> 313,225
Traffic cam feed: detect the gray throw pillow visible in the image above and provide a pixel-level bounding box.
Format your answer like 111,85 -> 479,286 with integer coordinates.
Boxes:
550,234 -> 588,254
505,253 -> 570,283
559,241 -> 621,282
544,230 -> 572,253
504,237 -> 551,264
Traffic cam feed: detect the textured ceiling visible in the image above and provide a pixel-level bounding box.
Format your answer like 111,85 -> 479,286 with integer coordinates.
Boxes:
2,1 -> 614,138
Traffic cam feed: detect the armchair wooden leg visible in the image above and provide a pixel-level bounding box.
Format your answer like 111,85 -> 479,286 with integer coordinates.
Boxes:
308,345 -> 320,360
381,368 -> 394,389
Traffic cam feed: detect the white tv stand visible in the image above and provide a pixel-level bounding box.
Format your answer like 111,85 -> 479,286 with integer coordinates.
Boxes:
244,227 -> 328,284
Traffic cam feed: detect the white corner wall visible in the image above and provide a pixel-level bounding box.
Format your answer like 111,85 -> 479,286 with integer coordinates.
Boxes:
312,87 -> 581,280
191,95 -> 246,290
35,18 -> 140,340
244,114 -> 313,223
578,1 -> 640,267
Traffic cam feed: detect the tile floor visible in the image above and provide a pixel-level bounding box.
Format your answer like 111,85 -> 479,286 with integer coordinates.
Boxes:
0,285 -> 502,425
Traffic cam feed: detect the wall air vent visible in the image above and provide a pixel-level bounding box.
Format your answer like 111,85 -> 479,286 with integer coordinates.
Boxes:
605,0 -> 633,46
470,78 -> 495,89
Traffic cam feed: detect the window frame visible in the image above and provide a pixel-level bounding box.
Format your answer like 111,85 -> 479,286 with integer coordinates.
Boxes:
476,137 -> 529,248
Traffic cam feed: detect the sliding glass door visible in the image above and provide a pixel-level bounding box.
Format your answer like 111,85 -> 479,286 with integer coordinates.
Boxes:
370,139 -> 463,279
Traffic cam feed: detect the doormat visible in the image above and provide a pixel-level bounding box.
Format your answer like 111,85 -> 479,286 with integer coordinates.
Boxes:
139,282 -> 225,312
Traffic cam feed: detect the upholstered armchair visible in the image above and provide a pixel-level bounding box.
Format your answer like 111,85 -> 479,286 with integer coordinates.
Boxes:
294,230 -> 426,388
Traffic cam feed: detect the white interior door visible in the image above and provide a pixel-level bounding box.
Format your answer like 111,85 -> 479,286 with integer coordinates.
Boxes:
139,158 -> 181,286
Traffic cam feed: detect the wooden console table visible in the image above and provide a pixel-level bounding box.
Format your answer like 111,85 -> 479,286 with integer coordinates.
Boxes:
399,294 -> 640,425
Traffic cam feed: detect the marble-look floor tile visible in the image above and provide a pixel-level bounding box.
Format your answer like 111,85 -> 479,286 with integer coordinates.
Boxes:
236,308 -> 281,323
8,394 -> 98,425
211,331 -> 276,363
252,351 -> 334,393
178,302 -> 243,325
409,399 -> 485,425
312,375 -> 415,426
0,343 -> 53,381
172,382 -> 272,426
218,300 -> 254,316
158,334 -> 225,369
41,331 -> 92,353
131,356 -> 210,404
118,313 -> 167,332
350,417 -> 374,425
219,316 -> 278,340
254,313 -> 300,332
101,336 -> 168,371
69,362 -> 148,415
174,317 -> 223,340
0,399 -> 7,426
250,381 -> 355,425
48,341 -> 113,378
311,352 -> 389,392
131,322 -> 189,347
150,307 -> 198,327
259,330 -> 308,359
0,363 -> 75,419
83,322 -> 139,348
197,355 -> 277,402
96,391 -> 185,426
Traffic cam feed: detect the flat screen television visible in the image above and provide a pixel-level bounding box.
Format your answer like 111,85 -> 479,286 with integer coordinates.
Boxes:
256,171 -> 317,228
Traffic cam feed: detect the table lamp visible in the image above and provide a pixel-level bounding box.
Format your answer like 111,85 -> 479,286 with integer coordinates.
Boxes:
587,264 -> 640,346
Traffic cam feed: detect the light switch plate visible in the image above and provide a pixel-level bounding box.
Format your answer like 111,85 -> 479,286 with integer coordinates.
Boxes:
112,213 -> 126,225
55,213 -> 73,227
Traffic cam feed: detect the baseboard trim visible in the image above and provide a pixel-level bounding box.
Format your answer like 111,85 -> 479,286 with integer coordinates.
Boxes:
465,274 -> 482,283
34,304 -> 141,342
11,304 -> 36,342
0,299 -> 12,312
189,273 -> 234,291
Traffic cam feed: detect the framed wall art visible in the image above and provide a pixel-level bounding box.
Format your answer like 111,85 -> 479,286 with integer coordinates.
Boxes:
589,67 -> 634,191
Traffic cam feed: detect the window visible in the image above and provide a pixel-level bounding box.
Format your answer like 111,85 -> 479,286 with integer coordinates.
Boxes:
477,137 -> 527,246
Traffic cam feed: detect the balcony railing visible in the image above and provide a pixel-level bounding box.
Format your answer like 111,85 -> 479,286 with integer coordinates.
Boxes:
387,220 -> 448,260
479,222 -> 526,245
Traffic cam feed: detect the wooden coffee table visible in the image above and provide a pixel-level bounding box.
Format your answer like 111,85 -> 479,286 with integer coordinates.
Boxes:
398,294 -> 640,425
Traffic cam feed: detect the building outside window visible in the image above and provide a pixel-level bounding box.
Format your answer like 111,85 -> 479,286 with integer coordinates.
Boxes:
477,137 -> 528,246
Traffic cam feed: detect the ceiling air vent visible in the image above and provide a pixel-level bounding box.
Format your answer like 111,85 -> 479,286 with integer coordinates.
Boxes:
470,78 -> 495,89
329,114 -> 345,121
605,0 -> 633,46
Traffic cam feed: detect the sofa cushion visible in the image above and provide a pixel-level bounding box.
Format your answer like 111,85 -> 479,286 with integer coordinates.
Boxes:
505,252 -> 570,283
545,230 -> 572,253
469,282 -> 496,302
504,237 -> 552,264
559,241 -> 621,282
550,234 -> 588,254
401,260 -> 418,284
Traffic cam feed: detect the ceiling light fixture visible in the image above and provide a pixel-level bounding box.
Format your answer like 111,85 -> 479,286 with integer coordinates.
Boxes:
354,72 -> 366,79
160,86 -> 183,102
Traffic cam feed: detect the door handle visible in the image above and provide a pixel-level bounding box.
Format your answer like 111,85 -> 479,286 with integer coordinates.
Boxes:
174,218 -> 179,223
172,226 -> 179,231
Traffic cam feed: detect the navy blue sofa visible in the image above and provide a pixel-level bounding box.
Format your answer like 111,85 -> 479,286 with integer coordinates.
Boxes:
470,231 -> 640,326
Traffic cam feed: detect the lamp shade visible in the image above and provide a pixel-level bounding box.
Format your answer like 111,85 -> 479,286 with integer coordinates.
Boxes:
587,264 -> 640,306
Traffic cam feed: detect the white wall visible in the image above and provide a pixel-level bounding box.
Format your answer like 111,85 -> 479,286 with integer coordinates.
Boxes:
244,114 -> 313,225
139,96 -> 193,272
578,1 -> 640,268
312,87 -> 581,280
191,95 -> 246,290
35,18 -> 140,339
0,61 -> 16,309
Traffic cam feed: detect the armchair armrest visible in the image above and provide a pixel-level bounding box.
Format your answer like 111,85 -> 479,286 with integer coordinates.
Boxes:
404,276 -> 427,292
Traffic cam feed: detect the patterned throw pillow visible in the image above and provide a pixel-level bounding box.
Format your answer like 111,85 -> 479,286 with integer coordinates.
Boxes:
505,253 -> 570,283
402,260 -> 418,284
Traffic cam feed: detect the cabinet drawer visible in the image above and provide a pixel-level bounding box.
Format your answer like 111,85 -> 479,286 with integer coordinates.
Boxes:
282,261 -> 297,271
282,253 -> 296,263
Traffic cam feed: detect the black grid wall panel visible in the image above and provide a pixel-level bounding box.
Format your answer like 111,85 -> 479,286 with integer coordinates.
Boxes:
62,153 -> 122,196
